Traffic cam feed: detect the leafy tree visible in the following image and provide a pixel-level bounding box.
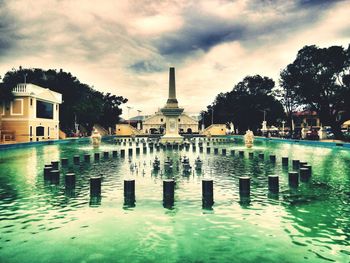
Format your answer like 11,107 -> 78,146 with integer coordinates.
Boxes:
0,67 -> 127,134
202,75 -> 285,133
279,45 -> 350,139
99,93 -> 128,129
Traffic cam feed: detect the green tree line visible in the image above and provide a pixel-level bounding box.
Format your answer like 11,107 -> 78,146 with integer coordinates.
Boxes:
202,44 -> 350,139
0,67 -> 127,134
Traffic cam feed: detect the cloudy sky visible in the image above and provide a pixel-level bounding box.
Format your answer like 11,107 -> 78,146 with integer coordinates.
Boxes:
1,0 -> 350,117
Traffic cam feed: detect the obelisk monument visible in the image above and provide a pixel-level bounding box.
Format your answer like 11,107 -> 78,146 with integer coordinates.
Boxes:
160,67 -> 184,143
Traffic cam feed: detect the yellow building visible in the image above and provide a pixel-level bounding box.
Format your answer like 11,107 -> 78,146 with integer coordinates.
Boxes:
201,124 -> 226,136
115,124 -> 143,136
0,83 -> 62,143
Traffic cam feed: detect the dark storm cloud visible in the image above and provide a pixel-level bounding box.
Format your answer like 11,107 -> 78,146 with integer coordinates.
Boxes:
0,6 -> 21,55
129,60 -> 163,73
297,0 -> 344,8
152,0 -> 345,60
155,13 -> 245,57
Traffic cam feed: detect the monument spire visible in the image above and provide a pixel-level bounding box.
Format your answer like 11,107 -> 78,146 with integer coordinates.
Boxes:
160,67 -> 184,143
166,67 -> 178,107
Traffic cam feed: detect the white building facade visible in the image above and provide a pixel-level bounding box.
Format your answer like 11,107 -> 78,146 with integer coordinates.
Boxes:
142,111 -> 198,134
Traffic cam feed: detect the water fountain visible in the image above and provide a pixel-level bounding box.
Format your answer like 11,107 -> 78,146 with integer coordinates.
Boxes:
244,129 -> 254,148
91,129 -> 102,148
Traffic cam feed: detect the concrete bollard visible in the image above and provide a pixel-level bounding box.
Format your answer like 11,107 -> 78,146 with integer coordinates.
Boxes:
51,161 -> 59,170
288,171 -> 299,188
292,160 -> 300,169
112,151 -> 118,158
65,173 -> 76,187
269,155 -> 276,163
124,179 -> 135,205
128,148 -> 133,156
299,161 -> 307,168
214,148 -> 219,155
222,149 -> 227,155
136,148 -> 140,155
73,155 -> 80,165
84,154 -> 91,162
90,176 -> 101,197
163,179 -> 175,207
50,169 -> 60,184
44,166 -> 52,180
202,179 -> 214,207
248,152 -> 254,159
300,167 -> 311,182
120,149 -> 125,158
61,158 -> 69,166
103,151 -> 109,159
303,165 -> 312,174
268,175 -> 279,194
239,177 -> 250,197
239,151 -> 244,157
282,157 -> 289,166
258,153 -> 264,159
206,147 -> 211,154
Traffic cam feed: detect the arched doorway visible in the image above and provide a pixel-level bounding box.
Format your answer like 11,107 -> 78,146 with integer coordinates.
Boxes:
187,128 -> 192,134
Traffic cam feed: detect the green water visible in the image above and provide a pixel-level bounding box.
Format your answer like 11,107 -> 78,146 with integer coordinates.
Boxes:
0,138 -> 349,263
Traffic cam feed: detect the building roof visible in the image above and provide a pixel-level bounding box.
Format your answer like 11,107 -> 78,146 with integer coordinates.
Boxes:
12,83 -> 62,104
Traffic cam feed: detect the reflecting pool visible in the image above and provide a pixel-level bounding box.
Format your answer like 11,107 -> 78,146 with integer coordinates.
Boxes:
0,137 -> 349,262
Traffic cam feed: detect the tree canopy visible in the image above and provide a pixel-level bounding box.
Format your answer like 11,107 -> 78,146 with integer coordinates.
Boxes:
202,75 -> 285,133
0,67 -> 127,134
279,45 -> 350,139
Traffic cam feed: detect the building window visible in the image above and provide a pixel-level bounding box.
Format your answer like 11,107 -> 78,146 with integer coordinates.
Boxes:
48,127 -> 50,137
178,118 -> 180,122
161,118 -> 163,122
36,126 -> 45,136
10,99 -> 24,115
30,98 -> 33,106
36,100 -> 53,119
56,104 -> 58,111
30,126 -> 32,136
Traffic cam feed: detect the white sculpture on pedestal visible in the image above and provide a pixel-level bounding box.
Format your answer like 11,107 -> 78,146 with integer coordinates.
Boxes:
91,129 -> 102,148
318,126 -> 327,140
244,129 -> 254,148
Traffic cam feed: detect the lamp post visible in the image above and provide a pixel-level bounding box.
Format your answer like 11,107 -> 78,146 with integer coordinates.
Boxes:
281,120 -> 285,138
127,106 -> 133,126
201,112 -> 205,131
137,110 -> 142,130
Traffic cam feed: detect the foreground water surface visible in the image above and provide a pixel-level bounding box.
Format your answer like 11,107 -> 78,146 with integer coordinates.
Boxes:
0,138 -> 349,263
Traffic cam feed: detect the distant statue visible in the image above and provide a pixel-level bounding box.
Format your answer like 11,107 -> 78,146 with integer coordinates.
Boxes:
91,129 -> 102,148
230,122 -> 234,134
244,129 -> 254,148
318,126 -> 327,140
301,127 -> 307,139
